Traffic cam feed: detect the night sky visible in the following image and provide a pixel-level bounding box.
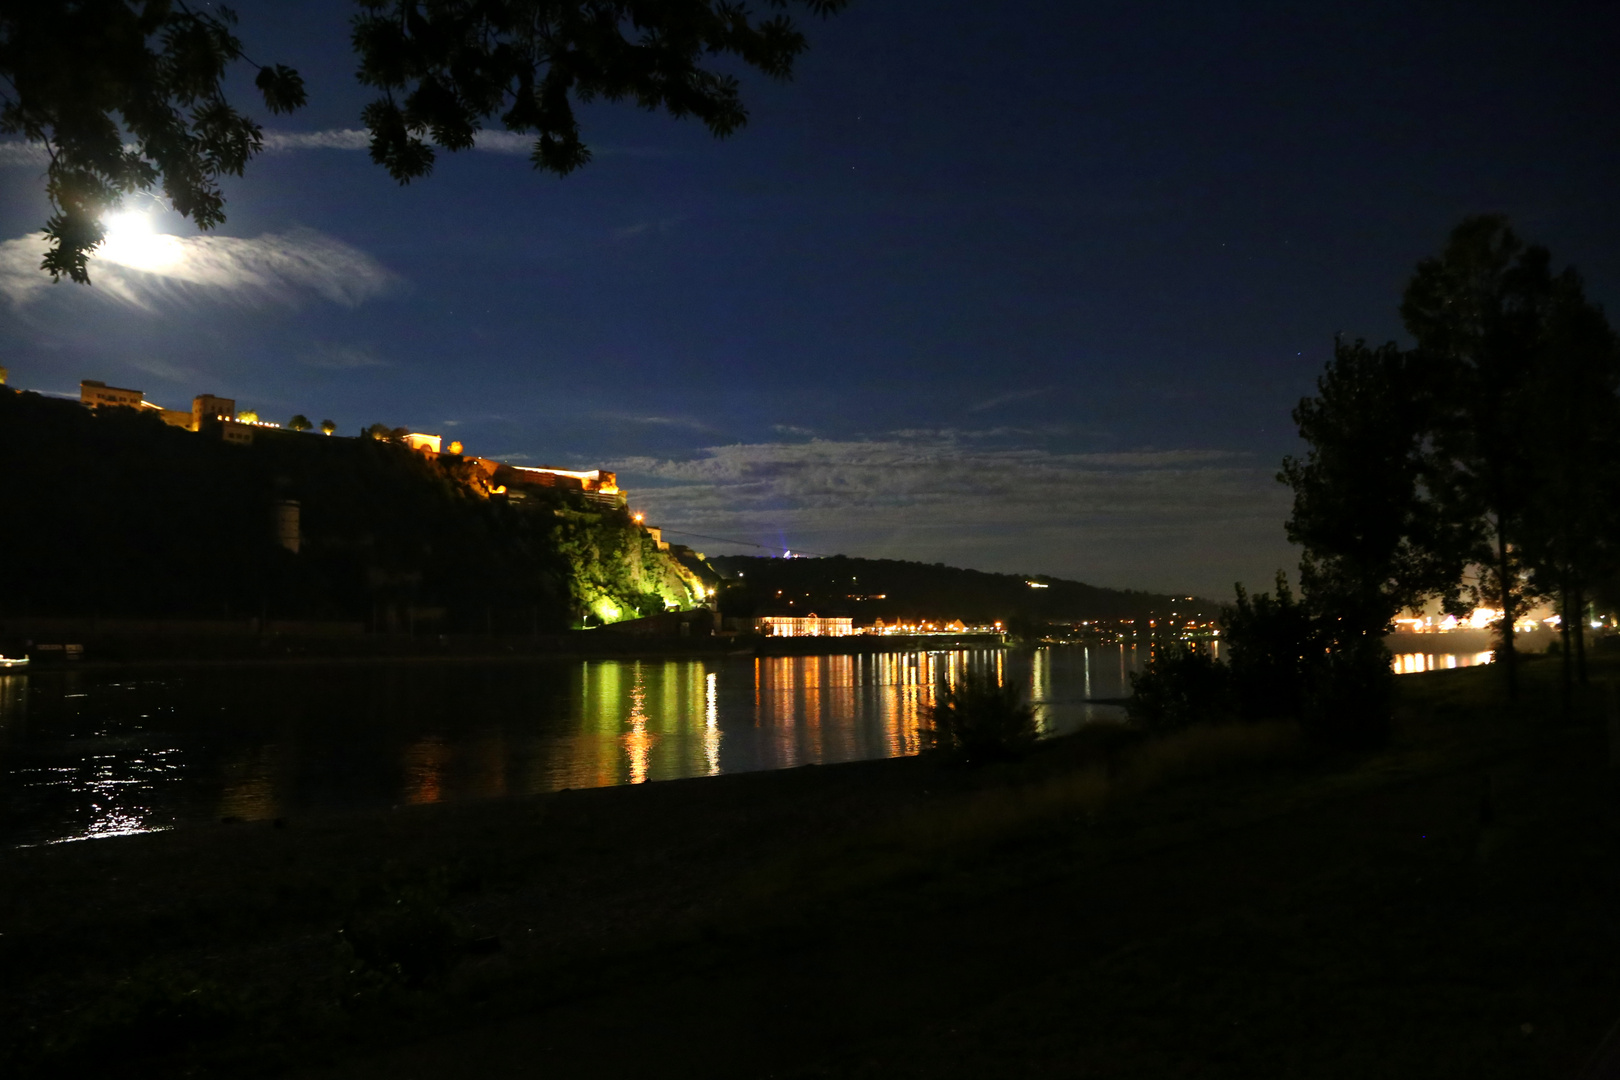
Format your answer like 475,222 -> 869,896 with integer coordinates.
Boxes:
2,1 -> 1617,598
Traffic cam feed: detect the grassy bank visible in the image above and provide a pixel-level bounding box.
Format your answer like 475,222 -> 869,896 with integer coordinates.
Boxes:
2,656 -> 1617,1077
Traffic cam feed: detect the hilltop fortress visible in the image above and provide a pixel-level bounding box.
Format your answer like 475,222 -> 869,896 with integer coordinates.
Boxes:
75,376 -> 631,512
0,377 -> 719,638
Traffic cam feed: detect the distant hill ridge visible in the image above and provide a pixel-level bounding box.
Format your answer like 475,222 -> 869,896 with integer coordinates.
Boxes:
711,555 -> 1215,625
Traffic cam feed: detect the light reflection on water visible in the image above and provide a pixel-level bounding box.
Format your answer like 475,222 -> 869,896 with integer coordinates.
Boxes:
0,645 -> 1101,845
0,643 -> 1508,846
1392,650 -> 1494,674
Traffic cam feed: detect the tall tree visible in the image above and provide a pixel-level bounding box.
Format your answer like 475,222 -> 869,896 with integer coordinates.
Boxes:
1280,337 -> 1475,639
1401,216 -> 1555,698
1518,269 -> 1620,700
0,1 -> 848,284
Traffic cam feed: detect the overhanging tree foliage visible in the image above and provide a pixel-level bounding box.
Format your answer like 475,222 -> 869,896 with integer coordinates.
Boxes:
0,0 -> 848,284
0,1 -> 306,284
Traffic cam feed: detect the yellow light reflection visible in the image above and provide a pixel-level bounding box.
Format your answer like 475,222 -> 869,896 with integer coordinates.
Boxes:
1391,651 -> 1495,675
402,736 -> 452,805
624,662 -> 652,784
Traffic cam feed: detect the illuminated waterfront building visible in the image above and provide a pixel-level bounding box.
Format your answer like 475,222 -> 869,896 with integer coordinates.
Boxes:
755,614 -> 855,637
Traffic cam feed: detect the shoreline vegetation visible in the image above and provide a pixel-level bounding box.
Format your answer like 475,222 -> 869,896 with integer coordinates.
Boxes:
3,656 -> 1617,1078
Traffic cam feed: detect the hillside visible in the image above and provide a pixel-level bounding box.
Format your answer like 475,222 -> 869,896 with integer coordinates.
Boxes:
711,554 -> 1214,627
0,388 -> 712,632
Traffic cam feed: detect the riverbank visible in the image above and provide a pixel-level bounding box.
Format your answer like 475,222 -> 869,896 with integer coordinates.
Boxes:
2,656 -> 1617,1077
2,615 -> 1007,671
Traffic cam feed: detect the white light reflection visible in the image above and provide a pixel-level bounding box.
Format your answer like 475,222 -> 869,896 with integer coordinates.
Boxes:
703,671 -> 721,775
27,747 -> 182,845
1391,651 -> 1495,675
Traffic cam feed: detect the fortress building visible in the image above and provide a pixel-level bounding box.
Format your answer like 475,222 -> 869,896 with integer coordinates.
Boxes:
80,380 -> 193,429
468,459 -> 625,509
68,374 -> 630,505
81,380 -> 240,434
192,394 -> 235,427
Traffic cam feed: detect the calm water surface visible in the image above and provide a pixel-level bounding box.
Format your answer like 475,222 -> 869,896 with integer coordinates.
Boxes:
0,642 -> 1499,847
0,646 -> 1142,847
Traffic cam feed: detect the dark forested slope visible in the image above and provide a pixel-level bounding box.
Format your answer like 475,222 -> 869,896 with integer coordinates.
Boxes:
712,555 -> 1211,627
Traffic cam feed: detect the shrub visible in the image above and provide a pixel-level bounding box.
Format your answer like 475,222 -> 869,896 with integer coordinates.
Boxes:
1224,573 -> 1319,721
1128,572 -> 1394,750
1300,636 -> 1394,749
336,875 -> 466,996
921,671 -> 1037,762
1126,642 -> 1232,731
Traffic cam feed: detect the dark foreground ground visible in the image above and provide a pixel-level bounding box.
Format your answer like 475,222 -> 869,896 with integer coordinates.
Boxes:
3,657 -> 1618,1078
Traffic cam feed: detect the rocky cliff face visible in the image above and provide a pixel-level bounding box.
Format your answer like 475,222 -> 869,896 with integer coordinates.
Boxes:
549,507 -> 714,625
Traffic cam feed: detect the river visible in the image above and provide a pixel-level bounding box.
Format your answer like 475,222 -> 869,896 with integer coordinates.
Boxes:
0,646 -> 1140,847
0,639 -> 1505,847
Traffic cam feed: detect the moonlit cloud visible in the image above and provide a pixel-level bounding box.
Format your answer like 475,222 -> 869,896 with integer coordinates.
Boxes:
472,130 -> 533,154
0,141 -> 48,167
259,128 -> 577,156
126,357 -> 204,384
612,432 -> 1294,593
0,228 -> 397,310
2,131 -> 665,167
261,129 -> 371,152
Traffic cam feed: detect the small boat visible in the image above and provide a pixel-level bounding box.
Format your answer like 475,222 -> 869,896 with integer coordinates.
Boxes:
0,656 -> 28,669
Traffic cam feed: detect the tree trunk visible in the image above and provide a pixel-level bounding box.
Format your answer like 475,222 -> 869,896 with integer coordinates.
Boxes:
1575,580 -> 1590,686
1497,527 -> 1519,699
1560,579 -> 1574,721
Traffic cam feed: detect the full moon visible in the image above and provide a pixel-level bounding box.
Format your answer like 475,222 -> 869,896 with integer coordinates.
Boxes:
97,209 -> 185,272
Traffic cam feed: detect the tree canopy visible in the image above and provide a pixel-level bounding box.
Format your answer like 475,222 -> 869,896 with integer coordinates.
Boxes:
0,0 -> 849,284
1279,337 -> 1475,637
1283,215 -> 1620,700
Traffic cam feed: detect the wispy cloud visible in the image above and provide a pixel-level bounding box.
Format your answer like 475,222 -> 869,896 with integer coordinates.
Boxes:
2,131 -> 668,168
471,130 -> 532,154
127,357 -> 202,384
260,129 -> 370,152
0,141 -> 48,167
773,423 -> 816,437
0,228 -> 397,310
300,343 -> 390,370
968,386 -> 1053,412
601,413 -> 714,432
259,128 -> 663,159
609,431 -> 1293,592
612,215 -> 685,240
